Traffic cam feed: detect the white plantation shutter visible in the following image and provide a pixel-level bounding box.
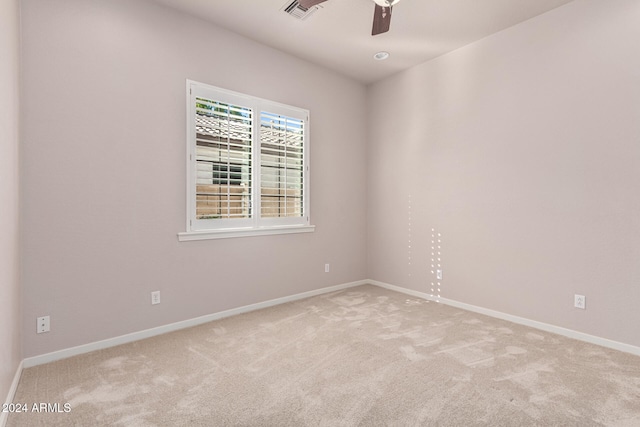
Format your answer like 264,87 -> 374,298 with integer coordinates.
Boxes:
195,98 -> 253,221
260,112 -> 305,220
184,81 -> 311,238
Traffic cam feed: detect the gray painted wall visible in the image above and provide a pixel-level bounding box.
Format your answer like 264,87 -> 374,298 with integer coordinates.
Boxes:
20,0 -> 368,357
0,0 -> 22,401
367,0 -> 640,347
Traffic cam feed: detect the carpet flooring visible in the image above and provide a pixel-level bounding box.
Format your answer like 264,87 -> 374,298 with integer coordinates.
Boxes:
8,284 -> 640,426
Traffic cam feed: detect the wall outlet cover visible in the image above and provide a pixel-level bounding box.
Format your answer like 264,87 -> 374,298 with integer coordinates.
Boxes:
37,316 -> 50,333
151,291 -> 161,305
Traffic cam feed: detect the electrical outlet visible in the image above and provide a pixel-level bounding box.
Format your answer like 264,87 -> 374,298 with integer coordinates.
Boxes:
574,294 -> 586,309
37,316 -> 50,333
151,291 -> 161,305
436,269 -> 443,280
324,263 -> 330,273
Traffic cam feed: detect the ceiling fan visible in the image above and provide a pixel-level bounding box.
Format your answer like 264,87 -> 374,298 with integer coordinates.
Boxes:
298,0 -> 403,36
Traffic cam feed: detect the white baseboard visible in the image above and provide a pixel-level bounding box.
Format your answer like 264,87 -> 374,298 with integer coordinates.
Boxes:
23,280 -> 368,368
369,279 -> 640,357
0,360 -> 23,427
21,278 -> 640,369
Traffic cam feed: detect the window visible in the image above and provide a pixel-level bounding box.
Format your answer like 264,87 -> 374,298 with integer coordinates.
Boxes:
179,81 -> 313,240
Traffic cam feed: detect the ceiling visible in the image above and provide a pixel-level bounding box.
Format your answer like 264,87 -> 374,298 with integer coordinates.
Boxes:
151,0 -> 575,85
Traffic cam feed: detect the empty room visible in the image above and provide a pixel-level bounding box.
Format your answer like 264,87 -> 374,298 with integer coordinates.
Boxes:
1,0 -> 639,425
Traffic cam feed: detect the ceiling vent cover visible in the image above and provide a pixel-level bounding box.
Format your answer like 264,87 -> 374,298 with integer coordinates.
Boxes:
283,0 -> 318,20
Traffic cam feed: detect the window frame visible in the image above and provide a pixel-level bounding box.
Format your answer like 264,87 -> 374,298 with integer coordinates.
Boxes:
179,80 -> 314,241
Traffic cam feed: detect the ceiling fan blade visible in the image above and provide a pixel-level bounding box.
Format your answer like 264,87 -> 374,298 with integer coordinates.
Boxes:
298,0 -> 327,9
372,4 -> 392,36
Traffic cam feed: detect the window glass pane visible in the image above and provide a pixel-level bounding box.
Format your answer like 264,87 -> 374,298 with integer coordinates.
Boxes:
260,112 -> 304,218
195,98 -> 252,220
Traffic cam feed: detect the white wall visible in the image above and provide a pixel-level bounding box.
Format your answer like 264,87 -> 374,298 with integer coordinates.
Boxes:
0,0 -> 22,402
20,0 -> 368,357
367,0 -> 640,347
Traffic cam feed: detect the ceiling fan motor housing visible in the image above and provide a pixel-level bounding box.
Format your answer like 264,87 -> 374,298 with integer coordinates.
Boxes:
373,0 -> 401,6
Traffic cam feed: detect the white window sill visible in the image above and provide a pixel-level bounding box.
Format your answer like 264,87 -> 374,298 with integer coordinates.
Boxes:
178,225 -> 315,241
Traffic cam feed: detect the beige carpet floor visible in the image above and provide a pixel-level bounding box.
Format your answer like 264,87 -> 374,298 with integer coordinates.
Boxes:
8,284 -> 640,426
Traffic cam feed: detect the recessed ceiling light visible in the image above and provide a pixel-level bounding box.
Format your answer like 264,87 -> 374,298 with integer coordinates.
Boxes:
373,51 -> 390,61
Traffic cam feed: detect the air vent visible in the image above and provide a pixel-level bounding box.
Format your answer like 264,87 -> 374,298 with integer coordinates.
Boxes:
283,0 -> 318,20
